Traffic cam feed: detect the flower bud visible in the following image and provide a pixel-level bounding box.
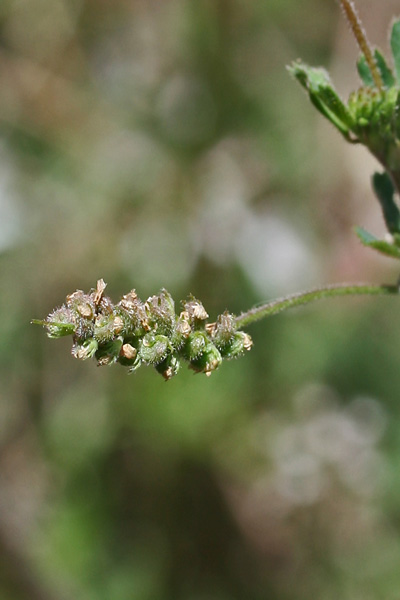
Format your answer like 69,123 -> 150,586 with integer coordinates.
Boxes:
44,307 -> 76,338
219,331 -> 253,358
183,331 -> 208,360
170,311 -> 191,349
206,311 -> 236,348
118,291 -> 150,334
145,289 -> 175,334
113,316 -> 124,335
66,290 -> 94,315
183,297 -> 209,324
139,333 -> 170,365
94,314 -> 115,344
155,354 -> 180,380
95,337 -> 123,366
190,343 -> 222,376
72,338 -> 98,360
118,342 -> 138,367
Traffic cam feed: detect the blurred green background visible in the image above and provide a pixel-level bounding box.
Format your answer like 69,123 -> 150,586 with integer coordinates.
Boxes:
2,0 -> 400,598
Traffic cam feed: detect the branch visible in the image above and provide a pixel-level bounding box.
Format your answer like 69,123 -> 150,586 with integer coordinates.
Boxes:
235,283 -> 398,328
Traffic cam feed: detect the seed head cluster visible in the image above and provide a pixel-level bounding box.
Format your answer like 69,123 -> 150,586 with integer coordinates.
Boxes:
34,280 -> 252,380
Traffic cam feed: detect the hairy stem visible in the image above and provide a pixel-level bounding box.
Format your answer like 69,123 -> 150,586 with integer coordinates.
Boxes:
338,0 -> 383,90
235,283 -> 398,328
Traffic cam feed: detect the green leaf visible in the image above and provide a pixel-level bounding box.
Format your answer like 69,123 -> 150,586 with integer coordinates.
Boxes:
288,61 -> 353,138
374,50 -> 396,88
30,319 -> 75,338
357,55 -> 375,86
394,90 -> 400,138
355,226 -> 400,259
313,86 -> 354,131
390,19 -> 400,83
357,51 -> 395,88
372,171 -> 400,233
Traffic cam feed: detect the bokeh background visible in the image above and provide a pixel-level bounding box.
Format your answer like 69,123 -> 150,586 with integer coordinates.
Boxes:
2,0 -> 400,598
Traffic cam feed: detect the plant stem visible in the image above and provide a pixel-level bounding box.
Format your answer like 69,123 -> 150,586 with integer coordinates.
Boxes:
235,283 -> 398,328
338,0 -> 383,90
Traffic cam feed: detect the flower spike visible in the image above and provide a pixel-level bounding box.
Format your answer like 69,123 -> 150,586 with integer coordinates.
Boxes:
32,281 -> 253,380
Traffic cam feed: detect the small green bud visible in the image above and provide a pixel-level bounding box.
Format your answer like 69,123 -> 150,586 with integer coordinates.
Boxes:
183,296 -> 209,326
118,290 -> 150,334
66,290 -> 94,316
118,342 -> 138,366
219,331 -> 253,359
183,331 -> 208,360
112,315 -> 125,335
155,354 -> 180,380
42,307 -> 76,338
145,289 -> 175,334
72,338 -> 98,360
206,311 -> 236,348
176,311 -> 191,333
112,308 -> 133,336
95,337 -> 124,366
94,313 -> 116,343
190,343 -> 222,376
139,333 -> 170,365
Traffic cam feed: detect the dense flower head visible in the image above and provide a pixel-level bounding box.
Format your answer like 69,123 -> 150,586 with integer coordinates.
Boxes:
288,18 -> 400,181
288,18 -> 400,262
33,280 -> 252,380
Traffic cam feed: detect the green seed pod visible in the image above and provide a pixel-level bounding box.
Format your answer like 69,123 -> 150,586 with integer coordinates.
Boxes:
206,311 -> 236,349
190,343 -> 222,376
72,337 -> 98,360
155,353 -> 180,380
139,333 -> 170,365
118,290 -> 150,335
118,342 -> 139,367
183,331 -> 208,360
94,313 -> 116,344
171,311 -> 192,349
219,331 -> 253,359
65,292 -> 95,341
183,296 -> 209,327
145,289 -> 176,335
112,306 -> 135,336
95,337 -> 124,366
66,290 -> 95,317
44,307 -> 76,338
